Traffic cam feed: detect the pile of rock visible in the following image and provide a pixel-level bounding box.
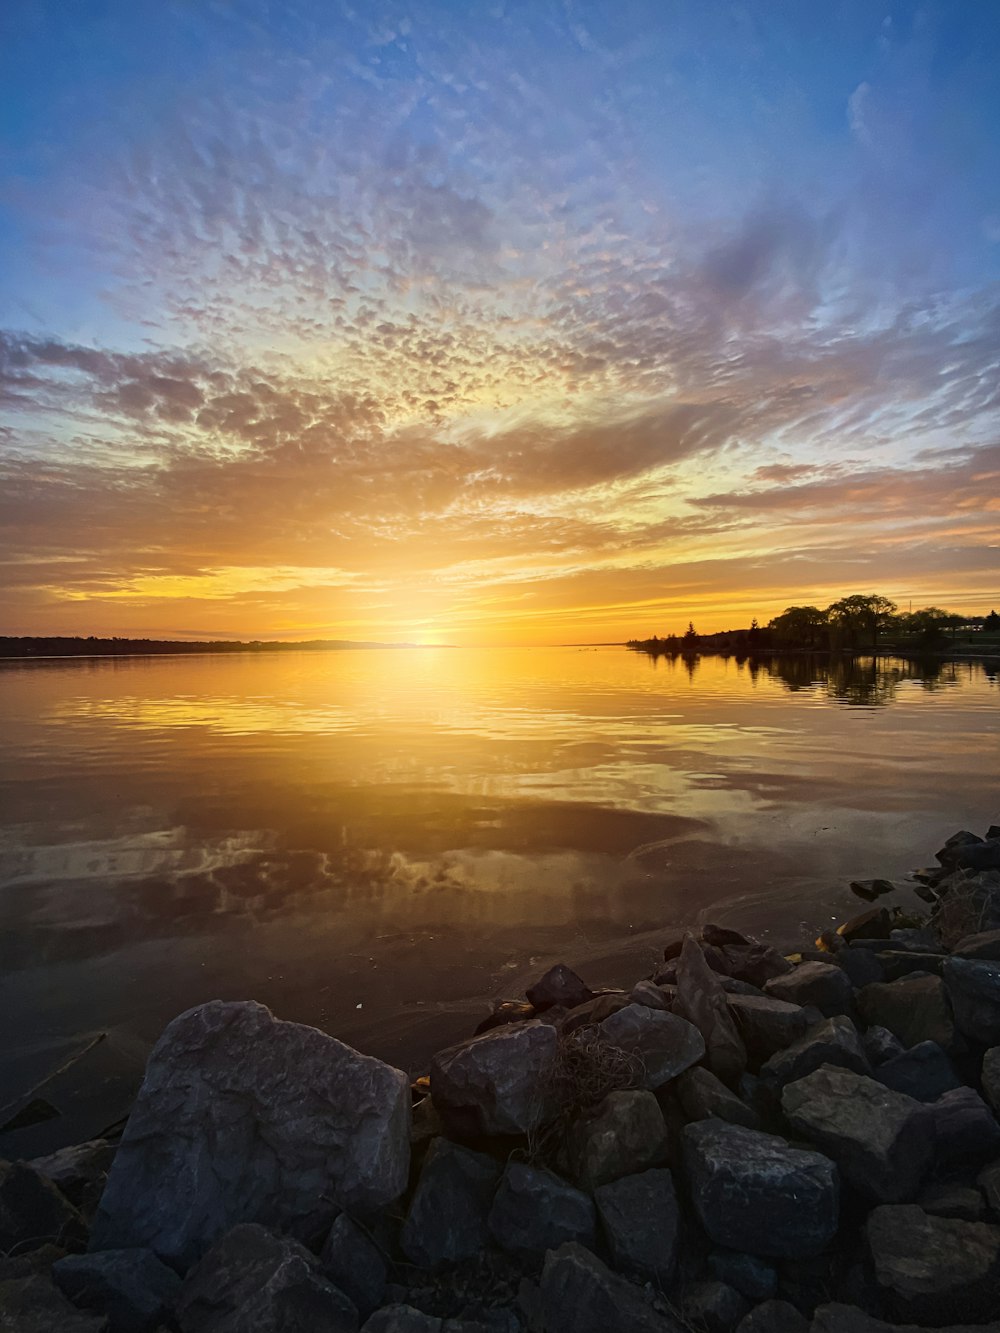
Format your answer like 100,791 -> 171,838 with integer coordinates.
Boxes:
4,824 -> 1000,1332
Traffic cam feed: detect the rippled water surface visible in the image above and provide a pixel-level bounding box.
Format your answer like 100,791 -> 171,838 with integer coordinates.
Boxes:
1,646 -> 997,1149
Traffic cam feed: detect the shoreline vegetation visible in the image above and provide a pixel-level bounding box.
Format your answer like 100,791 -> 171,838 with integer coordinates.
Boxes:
628,593 -> 1000,661
5,824 -> 1000,1331
0,636 -> 419,660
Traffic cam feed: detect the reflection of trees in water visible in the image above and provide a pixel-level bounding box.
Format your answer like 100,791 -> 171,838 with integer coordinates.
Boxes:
634,648 -> 997,706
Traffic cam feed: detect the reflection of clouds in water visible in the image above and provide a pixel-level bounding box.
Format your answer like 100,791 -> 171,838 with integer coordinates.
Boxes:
0,827 -> 268,887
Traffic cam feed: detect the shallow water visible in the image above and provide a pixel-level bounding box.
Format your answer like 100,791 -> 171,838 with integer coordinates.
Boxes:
0,646 -> 997,1151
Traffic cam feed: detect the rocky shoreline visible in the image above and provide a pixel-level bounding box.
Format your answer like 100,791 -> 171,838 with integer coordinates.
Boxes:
4,824 -> 1000,1333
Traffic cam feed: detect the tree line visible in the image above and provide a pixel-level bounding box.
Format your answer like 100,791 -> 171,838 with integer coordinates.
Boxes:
628,596 -> 1000,656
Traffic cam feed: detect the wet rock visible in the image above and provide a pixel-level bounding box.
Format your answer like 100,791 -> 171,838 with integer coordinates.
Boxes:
488,1162 -> 595,1260
539,1241 -> 682,1333
735,1300 -> 808,1333
927,1087 -> 1000,1168
400,1138 -> 501,1270
850,879 -> 898,902
942,957 -> 1000,1044
862,1026 -> 905,1066
673,936 -> 747,1087
759,1016 -> 869,1092
835,948 -> 884,989
952,929 -> 1000,960
0,1273 -> 108,1332
683,1120 -> 839,1259
936,831 -> 987,866
28,1141 -> 116,1217
321,1214 -> 387,1318
0,1160 -> 86,1257
430,1020 -> 558,1137
594,1168 -> 679,1284
856,976 -> 957,1052
945,840 -> 1000,873
597,1004 -> 705,1090
932,870 -> 1000,950
764,963 -> 854,1018
90,1001 -> 409,1269
682,1280 -> 750,1333
725,995 -> 821,1062
874,1042 -> 961,1102
175,1222 -> 357,1332
674,1066 -> 760,1129
52,1249 -> 179,1333
916,1180 -> 985,1221
781,1065 -> 931,1203
568,1089 -> 670,1189
709,1252 -> 778,1302
526,964 -> 593,1012
867,1203 -> 1000,1325
982,1046 -> 1000,1112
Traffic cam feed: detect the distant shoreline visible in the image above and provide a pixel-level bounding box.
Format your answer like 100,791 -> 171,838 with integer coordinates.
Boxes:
0,636 -> 424,661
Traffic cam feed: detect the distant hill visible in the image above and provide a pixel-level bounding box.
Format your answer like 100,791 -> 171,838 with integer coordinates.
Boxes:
0,636 -> 418,659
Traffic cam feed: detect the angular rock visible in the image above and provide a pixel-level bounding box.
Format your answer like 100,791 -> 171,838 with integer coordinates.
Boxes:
726,995 -> 821,1061
594,1168 -> 679,1284
52,1249 -> 179,1333
932,870 -> 1000,949
560,993 -> 630,1035
856,976 -> 957,1052
709,1252 -> 778,1302
683,1119 -> 839,1259
850,879 -> 898,902
597,1004 -> 705,1090
90,1001 -> 409,1270
630,980 -> 673,1010
928,1086 -> 1000,1167
936,830 -> 986,866
735,1301 -> 808,1333
717,944 -> 794,989
431,1020 -> 557,1137
526,964 -> 593,1012
474,1001 -> 535,1036
867,1203 -> 1000,1325
764,963 -> 854,1018
175,1222 -> 357,1333
877,951 -> 947,982
675,1066 -> 760,1129
917,1180 -> 985,1221
29,1141 -> 116,1216
862,1026 -> 905,1066
321,1214 -> 387,1318
0,1160 -> 86,1256
719,976 -> 766,997
0,1274 -> 108,1333
837,909 -> 892,943
978,1159 -> 1000,1215
0,1243 -> 66,1282
361,1309 -> 441,1333
567,1090 -> 670,1190
400,1138 -> 501,1270
874,1042 -> 961,1102
488,1163 -> 595,1260
759,1016 -> 868,1092
673,936 -> 747,1087
953,929 -> 1000,960
682,1280 -> 749,1333
781,1065 -> 932,1203
942,957 -> 1000,1044
703,924 -> 754,948
835,948 -> 884,989
539,1242 -> 682,1333
983,1045 -> 1000,1113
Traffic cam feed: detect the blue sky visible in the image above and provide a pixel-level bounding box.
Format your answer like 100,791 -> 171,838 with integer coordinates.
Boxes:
1,1 -> 998,641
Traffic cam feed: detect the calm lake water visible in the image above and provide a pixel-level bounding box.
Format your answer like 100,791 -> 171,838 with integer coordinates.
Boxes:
1,646 -> 997,1152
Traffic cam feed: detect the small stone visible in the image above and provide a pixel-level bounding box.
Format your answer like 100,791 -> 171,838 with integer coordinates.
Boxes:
400,1138 -> 501,1270
942,957 -> 1000,1045
674,1066 -> 760,1129
488,1163 -> 595,1260
758,1016 -> 869,1092
0,1274 -> 107,1333
321,1214 -> 387,1318
430,1020 -> 558,1137
764,963 -> 854,1018
568,1090 -> 670,1190
683,1120 -> 839,1259
52,1249 -> 179,1333
927,1087 -> 1000,1168
175,1222 -> 357,1333
594,1168 -> 679,1284
0,1160 -> 86,1257
597,1004 -> 705,1090
526,964 -> 593,1011
673,936 -> 747,1087
874,1041 -> 962,1102
867,1203 -> 1000,1325
539,1242 -> 682,1333
725,995 -> 822,1061
862,1026 -> 905,1066
781,1065 -> 932,1203
682,1280 -> 750,1333
709,1252 -> 778,1301
856,976 -> 957,1052
734,1300 -> 808,1333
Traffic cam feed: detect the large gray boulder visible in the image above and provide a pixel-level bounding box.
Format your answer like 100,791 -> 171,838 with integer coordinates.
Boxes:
673,936 -> 747,1087
867,1204 -> 1000,1325
488,1162 -> 595,1259
725,995 -> 820,1061
674,1066 -> 760,1129
400,1138 -> 501,1270
597,1004 -> 705,1089
430,1020 -> 558,1136
942,958 -> 1000,1045
759,1016 -> 869,1092
856,976 -> 957,1052
52,1250 -> 179,1333
89,1001 -> 409,1270
539,1242 -> 683,1333
567,1089 -> 670,1189
873,1042 -> 961,1102
594,1168 -> 679,1284
764,964 -> 854,1018
781,1065 -> 931,1203
174,1222 -> 358,1332
682,1120 -> 839,1258
927,1087 -> 1000,1168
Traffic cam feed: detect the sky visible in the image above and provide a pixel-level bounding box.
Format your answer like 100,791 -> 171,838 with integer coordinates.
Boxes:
1,1 -> 999,645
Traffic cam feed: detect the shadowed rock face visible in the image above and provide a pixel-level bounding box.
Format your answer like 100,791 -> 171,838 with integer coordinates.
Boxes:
88,1000 -> 410,1271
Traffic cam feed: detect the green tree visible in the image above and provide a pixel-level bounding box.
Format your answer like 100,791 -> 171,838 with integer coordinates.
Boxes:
768,605 -> 829,649
827,594 -> 897,650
